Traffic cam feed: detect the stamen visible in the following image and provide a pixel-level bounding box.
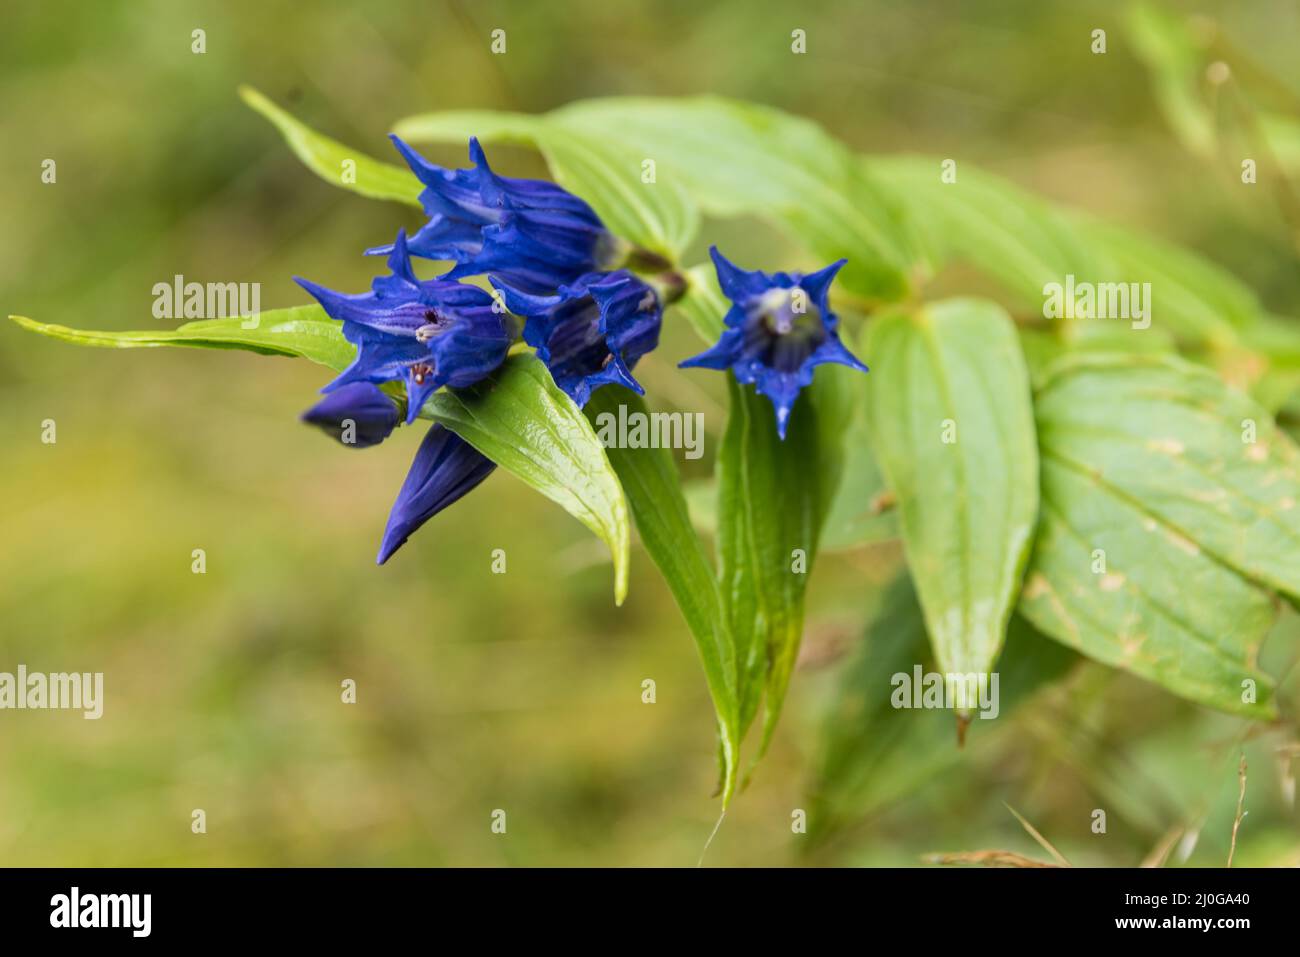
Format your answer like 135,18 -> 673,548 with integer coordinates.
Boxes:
410,362 -> 434,386
416,309 -> 447,342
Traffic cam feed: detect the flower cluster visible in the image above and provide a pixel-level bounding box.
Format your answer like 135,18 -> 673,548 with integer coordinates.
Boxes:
297,138 -> 667,563
296,138 -> 866,563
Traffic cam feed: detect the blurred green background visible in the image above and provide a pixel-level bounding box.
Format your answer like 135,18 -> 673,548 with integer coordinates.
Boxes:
2,0 -> 1299,866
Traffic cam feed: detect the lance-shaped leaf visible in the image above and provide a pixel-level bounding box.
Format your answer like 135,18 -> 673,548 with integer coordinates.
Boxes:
869,154 -> 1260,349
240,87 -> 422,206
10,307 -> 353,370
1071,217 -> 1254,347
422,354 -> 630,605
869,156 -> 1113,310
1020,353 -> 1299,717
862,299 -> 1039,685
717,375 -> 834,766
583,386 -> 741,805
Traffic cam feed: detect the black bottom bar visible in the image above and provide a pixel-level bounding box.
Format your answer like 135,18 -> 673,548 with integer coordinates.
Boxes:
0,866 -> 1283,942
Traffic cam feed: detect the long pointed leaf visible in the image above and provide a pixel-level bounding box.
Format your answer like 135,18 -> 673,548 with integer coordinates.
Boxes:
863,299 -> 1040,686
240,86 -> 422,206
10,307 -> 352,370
717,376 -> 830,767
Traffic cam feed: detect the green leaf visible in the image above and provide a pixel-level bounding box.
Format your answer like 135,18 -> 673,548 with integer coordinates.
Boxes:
1020,353 -> 1298,717
870,154 -> 1262,350
679,364 -> 878,555
240,86 -> 422,206
818,405 -> 899,550
583,386 -> 741,804
535,131 -> 699,261
390,110 -> 544,146
10,306 -> 354,372
1259,112 -> 1300,175
868,155 -> 1112,309
557,97 -> 918,300
422,354 -> 631,606
862,299 -> 1039,684
1240,316 -> 1300,414
393,109 -> 699,260
1245,315 -> 1300,370
806,358 -> 887,548
1017,324 -> 1179,396
1071,217 -> 1253,346
685,451 -> 898,554
399,96 -> 918,299
807,574 -> 1077,848
717,375 -> 830,764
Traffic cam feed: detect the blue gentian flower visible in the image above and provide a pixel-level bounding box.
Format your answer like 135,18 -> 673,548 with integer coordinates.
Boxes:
296,230 -> 512,425
372,136 -> 622,294
301,382 -> 400,448
492,270 -> 662,407
377,423 -> 496,564
681,246 -> 867,438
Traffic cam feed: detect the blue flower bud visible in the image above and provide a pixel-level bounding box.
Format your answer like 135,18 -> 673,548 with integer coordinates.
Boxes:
300,382 -> 400,448
372,137 -> 623,294
492,270 -> 662,407
377,423 -> 497,564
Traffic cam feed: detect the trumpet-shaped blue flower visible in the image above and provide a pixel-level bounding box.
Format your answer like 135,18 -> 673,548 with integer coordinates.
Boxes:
296,230 -> 512,424
372,136 -> 621,293
301,382 -> 400,448
492,270 -> 662,407
681,247 -> 867,438
377,423 -> 496,564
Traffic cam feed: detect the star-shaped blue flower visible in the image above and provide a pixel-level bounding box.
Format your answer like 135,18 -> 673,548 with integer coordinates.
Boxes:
491,270 -> 662,407
372,136 -> 622,294
681,247 -> 867,438
296,230 -> 512,424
